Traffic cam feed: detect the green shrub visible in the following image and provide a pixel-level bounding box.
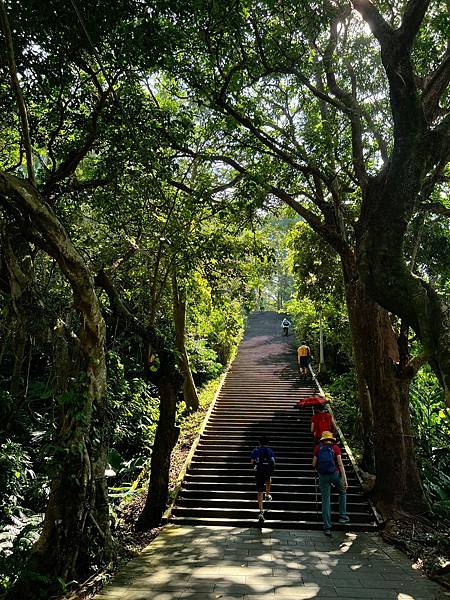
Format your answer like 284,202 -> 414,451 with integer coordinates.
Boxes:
186,337 -> 223,386
326,371 -> 359,440
0,441 -> 42,593
107,352 -> 160,459
410,367 -> 450,519
0,512 -> 43,593
0,440 -> 35,521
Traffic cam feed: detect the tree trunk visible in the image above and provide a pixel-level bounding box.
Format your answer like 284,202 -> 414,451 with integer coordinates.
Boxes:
172,271 -> 199,411
136,350 -> 180,530
351,10 -> 450,405
369,358 -> 428,516
1,175 -> 111,600
341,252 -> 427,515
341,253 -> 376,472
2,230 -> 37,426
95,266 -> 183,530
358,178 -> 450,406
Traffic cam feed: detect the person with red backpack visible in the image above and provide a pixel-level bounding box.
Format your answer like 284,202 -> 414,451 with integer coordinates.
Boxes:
312,431 -> 349,536
311,406 -> 336,441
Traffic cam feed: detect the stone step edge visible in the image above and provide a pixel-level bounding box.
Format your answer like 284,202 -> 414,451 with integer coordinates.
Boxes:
169,516 -> 379,531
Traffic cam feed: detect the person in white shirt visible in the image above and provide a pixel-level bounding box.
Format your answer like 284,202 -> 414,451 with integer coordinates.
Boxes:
281,318 -> 291,336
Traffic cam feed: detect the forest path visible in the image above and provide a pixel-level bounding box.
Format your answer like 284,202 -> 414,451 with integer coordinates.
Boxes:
95,312 -> 446,600
96,526 -> 445,600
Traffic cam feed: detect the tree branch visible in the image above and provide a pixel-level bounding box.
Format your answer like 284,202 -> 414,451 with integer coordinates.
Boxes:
95,267 -> 163,353
215,98 -> 331,183
61,178 -> 110,193
0,0 -> 35,186
403,353 -> 429,379
351,0 -> 393,44
416,202 -> 450,217
399,0 -> 432,48
322,11 -> 368,186
361,108 -> 389,163
173,145 -> 350,256
269,184 -> 350,255
43,82 -> 116,195
422,47 -> 450,122
217,62 -> 245,102
168,173 -> 244,196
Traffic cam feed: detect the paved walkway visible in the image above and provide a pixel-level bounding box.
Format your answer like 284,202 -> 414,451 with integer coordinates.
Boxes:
95,525 -> 447,600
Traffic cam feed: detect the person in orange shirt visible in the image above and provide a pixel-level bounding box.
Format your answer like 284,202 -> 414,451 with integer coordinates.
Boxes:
297,341 -> 311,379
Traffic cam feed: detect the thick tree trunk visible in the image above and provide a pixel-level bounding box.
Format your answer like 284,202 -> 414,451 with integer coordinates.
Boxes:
1,175 -> 111,600
341,253 -> 377,472
352,8 -> 450,405
341,252 -> 427,515
358,179 -> 450,406
136,350 -> 180,530
369,358 -> 428,516
172,271 -> 199,411
95,267 -> 183,530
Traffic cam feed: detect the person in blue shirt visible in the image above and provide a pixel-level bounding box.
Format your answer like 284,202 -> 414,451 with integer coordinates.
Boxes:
251,436 -> 276,522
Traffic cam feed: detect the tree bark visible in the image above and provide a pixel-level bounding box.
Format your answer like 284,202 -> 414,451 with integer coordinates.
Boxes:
340,251 -> 427,514
1,175 -> 111,600
2,230 -> 38,428
136,349 -> 180,530
353,0 -> 450,405
172,270 -> 199,411
341,252 -> 377,473
95,267 -> 183,530
358,176 -> 450,406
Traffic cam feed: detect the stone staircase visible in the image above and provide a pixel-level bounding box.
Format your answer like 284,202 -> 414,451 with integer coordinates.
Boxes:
170,311 -> 378,530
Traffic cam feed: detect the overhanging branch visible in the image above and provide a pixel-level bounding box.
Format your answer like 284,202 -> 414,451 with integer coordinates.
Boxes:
44,81 -> 117,195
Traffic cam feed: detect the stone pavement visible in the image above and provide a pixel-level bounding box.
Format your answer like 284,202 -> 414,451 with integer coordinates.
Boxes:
95,525 -> 448,600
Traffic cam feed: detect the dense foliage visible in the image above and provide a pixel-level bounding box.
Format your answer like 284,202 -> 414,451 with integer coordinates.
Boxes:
0,0 -> 448,597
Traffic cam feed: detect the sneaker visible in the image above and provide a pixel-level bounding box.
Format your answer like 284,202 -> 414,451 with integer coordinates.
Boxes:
339,517 -> 350,524
264,493 -> 272,502
324,529 -> 331,536
258,511 -> 265,522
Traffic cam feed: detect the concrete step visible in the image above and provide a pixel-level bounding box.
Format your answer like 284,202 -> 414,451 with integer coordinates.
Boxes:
183,474 -> 361,487
181,481 -> 364,493
192,454 -> 352,465
179,489 -> 369,503
170,516 -> 378,530
171,507 -> 375,525
187,464 -> 355,475
176,498 -> 372,513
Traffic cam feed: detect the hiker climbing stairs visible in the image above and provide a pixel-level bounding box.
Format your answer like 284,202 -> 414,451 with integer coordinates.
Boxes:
170,311 -> 378,530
